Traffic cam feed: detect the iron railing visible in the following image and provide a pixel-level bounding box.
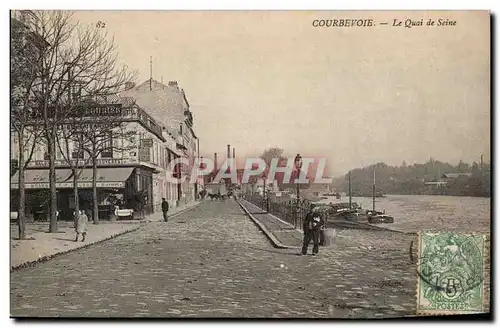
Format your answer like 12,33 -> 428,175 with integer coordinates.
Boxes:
243,192 -> 314,229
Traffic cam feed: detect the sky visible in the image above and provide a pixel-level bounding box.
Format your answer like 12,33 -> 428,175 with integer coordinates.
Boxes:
72,10 -> 490,177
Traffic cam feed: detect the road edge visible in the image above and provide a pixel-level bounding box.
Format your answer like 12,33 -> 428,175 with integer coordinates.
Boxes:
11,225 -> 142,272
145,201 -> 202,222
236,198 -> 299,249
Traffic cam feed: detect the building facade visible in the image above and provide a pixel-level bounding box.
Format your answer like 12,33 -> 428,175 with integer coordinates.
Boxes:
121,79 -> 200,206
10,102 -> 179,220
10,13 -> 201,219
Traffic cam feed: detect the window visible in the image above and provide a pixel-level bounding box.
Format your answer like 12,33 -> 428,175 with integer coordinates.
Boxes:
55,145 -> 63,160
155,143 -> 159,165
72,135 -> 84,159
71,149 -> 84,159
101,131 -> 113,158
160,147 -> 164,168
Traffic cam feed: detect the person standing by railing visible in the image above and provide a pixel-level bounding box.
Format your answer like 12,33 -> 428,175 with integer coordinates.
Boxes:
301,205 -> 323,256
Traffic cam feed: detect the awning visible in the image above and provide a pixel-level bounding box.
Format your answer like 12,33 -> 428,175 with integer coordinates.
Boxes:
11,169 -> 72,189
11,167 -> 134,189
72,167 -> 135,189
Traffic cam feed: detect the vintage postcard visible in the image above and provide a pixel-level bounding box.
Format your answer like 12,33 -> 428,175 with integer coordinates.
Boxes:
10,10 -> 490,319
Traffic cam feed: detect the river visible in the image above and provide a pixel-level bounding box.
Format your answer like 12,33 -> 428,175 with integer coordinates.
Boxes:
316,194 -> 491,234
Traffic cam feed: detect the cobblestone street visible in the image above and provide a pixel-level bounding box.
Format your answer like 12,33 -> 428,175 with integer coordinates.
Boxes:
11,199 -> 417,318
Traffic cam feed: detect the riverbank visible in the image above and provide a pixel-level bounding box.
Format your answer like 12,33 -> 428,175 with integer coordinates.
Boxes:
329,194 -> 490,234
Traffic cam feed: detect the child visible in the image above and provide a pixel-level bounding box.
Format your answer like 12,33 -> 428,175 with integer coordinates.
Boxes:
74,210 -> 88,242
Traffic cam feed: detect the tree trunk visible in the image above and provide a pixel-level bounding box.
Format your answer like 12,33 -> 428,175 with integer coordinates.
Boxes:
92,157 -> 99,224
72,168 -> 79,219
48,136 -> 58,233
17,131 -> 26,240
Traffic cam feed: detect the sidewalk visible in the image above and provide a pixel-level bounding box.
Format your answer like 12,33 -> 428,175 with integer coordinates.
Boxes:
238,199 -> 303,248
10,201 -> 202,270
11,221 -> 141,270
238,199 -> 412,250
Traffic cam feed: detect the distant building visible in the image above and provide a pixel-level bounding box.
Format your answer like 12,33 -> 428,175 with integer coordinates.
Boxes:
308,178 -> 333,194
424,181 -> 448,187
441,173 -> 472,179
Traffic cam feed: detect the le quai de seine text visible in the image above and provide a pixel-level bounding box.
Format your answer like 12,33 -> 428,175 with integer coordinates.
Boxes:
312,18 -> 458,28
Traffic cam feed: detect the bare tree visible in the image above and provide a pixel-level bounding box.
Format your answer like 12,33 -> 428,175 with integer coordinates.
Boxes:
260,147 -> 284,167
20,10 -> 136,232
260,147 -> 286,189
80,97 -> 137,224
11,13 -> 46,239
55,119 -> 91,221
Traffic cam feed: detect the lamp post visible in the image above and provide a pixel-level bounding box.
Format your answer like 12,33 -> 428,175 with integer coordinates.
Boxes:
199,156 -> 206,199
262,173 -> 267,212
294,154 -> 303,229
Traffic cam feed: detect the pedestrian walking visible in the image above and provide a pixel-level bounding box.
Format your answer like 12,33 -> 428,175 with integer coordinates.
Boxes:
301,205 -> 324,255
74,210 -> 88,242
161,198 -> 169,222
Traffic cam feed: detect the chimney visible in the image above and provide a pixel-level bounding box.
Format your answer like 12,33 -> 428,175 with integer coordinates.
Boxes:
168,81 -> 179,89
227,145 -> 231,159
214,152 -> 218,173
232,148 -> 236,174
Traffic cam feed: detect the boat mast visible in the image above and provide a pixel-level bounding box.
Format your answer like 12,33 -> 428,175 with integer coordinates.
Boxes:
348,170 -> 352,209
372,165 -> 376,212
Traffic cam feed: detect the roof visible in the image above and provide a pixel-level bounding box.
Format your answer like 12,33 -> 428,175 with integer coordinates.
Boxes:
120,79 -> 185,134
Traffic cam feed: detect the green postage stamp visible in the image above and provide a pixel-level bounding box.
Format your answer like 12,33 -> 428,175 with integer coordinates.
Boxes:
417,232 -> 486,315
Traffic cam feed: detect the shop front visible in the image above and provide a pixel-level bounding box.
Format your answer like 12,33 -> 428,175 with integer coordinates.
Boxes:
10,167 -> 136,221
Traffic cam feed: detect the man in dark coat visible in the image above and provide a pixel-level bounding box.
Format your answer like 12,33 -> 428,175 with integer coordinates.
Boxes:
161,198 -> 169,222
301,205 -> 324,255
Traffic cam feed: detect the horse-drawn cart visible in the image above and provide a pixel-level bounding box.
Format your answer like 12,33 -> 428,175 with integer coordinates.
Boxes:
204,182 -> 229,200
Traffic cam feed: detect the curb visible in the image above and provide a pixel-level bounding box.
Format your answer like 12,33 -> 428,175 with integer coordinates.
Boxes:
355,222 -> 416,235
236,199 -> 299,249
11,225 -> 141,272
329,220 -> 416,235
